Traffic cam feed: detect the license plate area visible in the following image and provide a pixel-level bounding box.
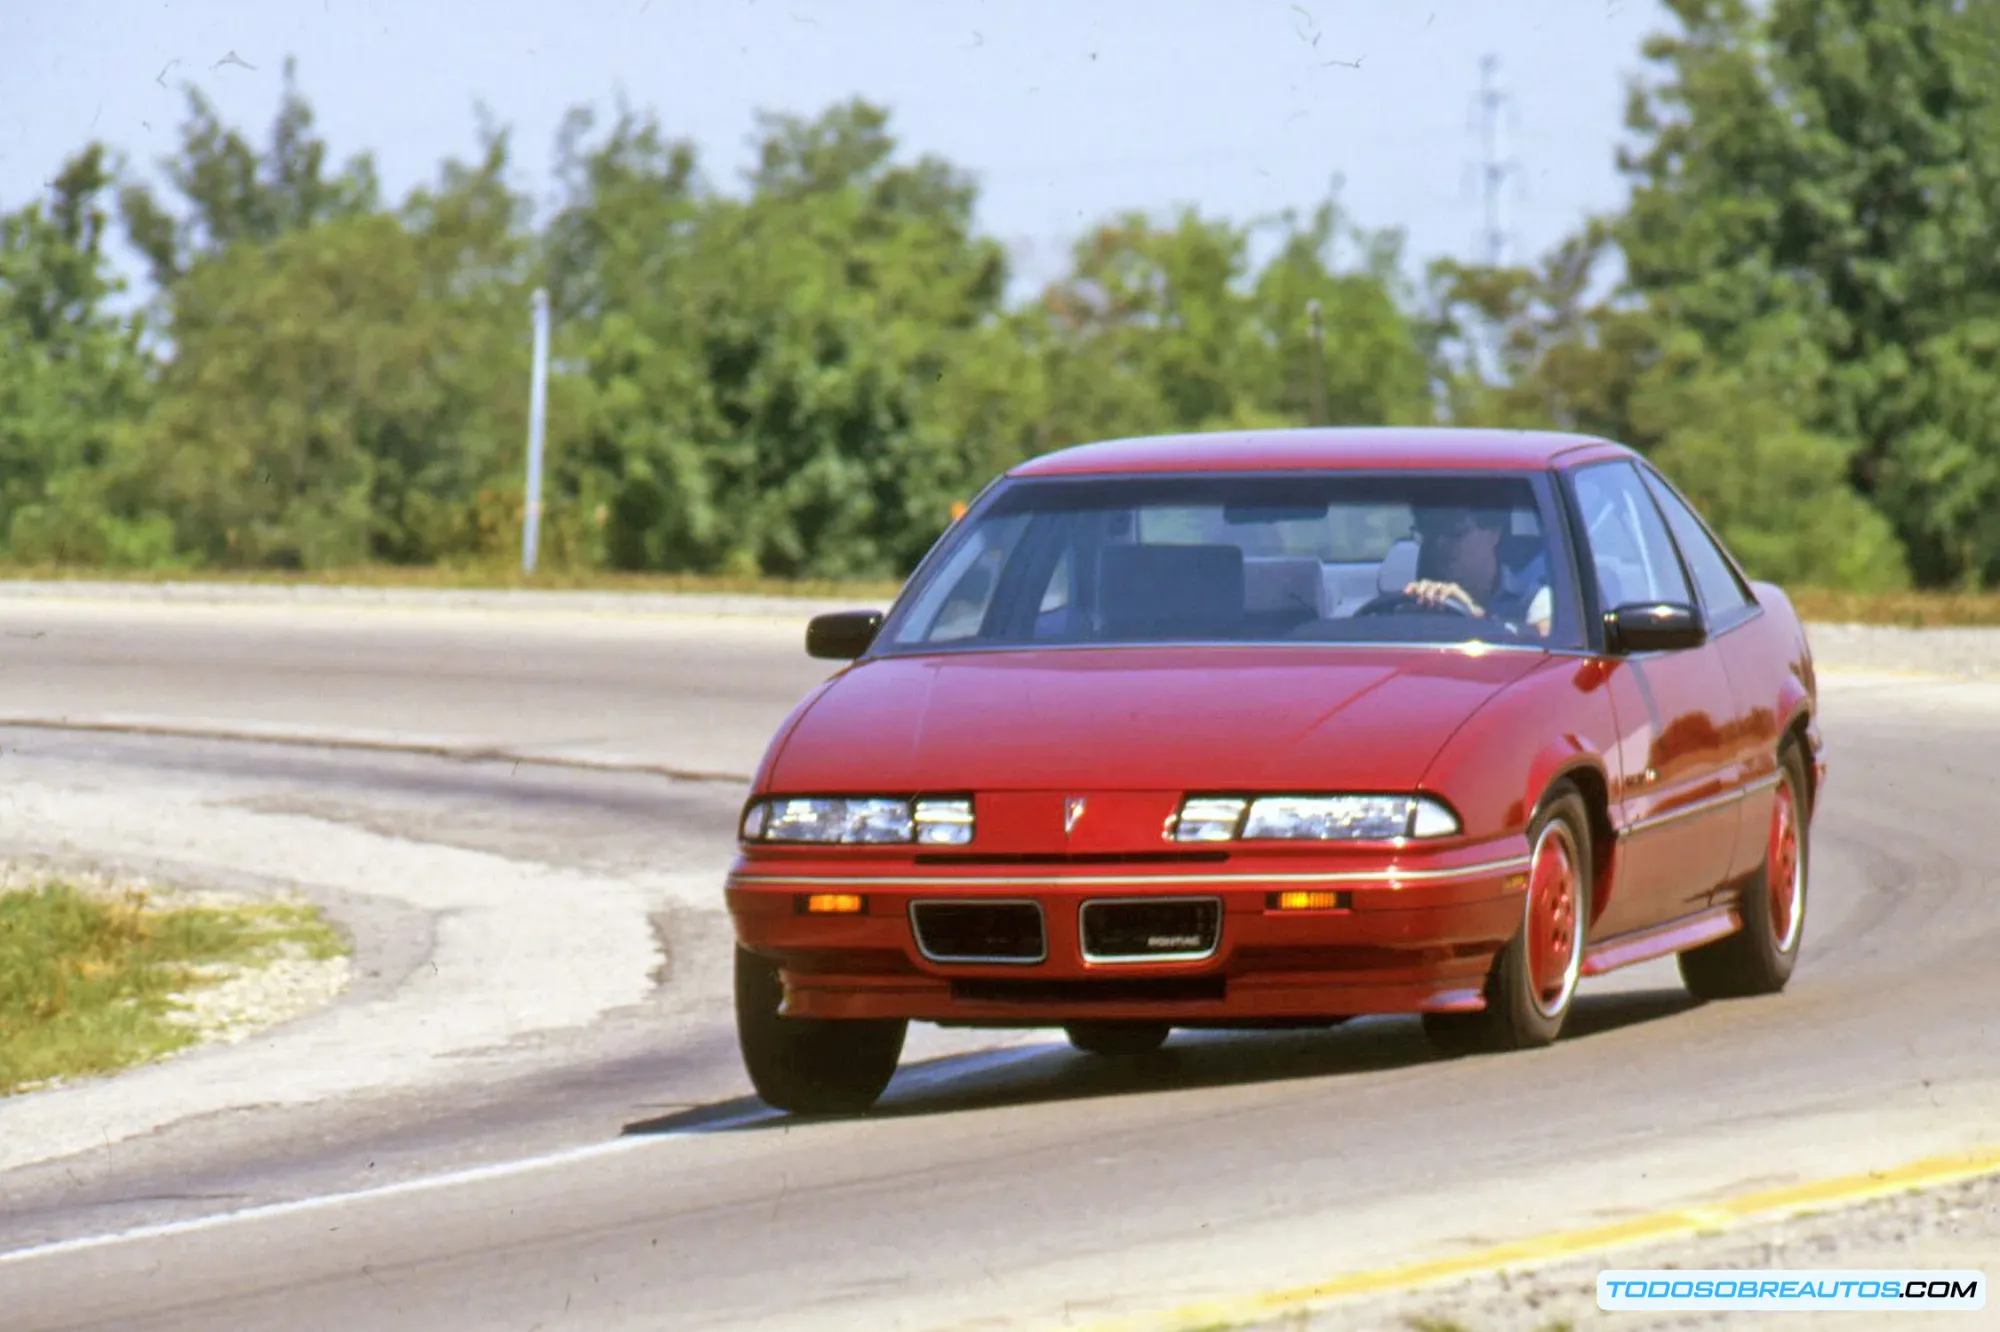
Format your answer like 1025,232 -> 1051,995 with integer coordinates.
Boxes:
1079,896 -> 1222,963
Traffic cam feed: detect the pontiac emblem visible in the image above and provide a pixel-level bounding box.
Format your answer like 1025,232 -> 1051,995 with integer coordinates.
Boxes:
1064,796 -> 1088,836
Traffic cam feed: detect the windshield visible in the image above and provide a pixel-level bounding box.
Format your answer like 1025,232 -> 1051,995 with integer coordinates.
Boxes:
877,470 -> 1584,654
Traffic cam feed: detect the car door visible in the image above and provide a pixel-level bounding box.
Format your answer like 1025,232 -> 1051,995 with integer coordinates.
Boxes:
1565,459 -> 1745,938
1637,462 -> 1784,899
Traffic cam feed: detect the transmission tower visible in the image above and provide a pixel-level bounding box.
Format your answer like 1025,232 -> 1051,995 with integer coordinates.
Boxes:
1471,55 -> 1520,266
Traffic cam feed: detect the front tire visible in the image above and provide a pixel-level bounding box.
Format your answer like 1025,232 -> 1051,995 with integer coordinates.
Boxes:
1678,741 -> 1810,1000
1423,781 -> 1592,1056
735,946 -> 906,1115
1065,1021 -> 1172,1057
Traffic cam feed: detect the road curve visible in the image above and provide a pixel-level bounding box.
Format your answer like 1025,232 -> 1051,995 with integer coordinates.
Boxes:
0,594 -> 838,778
1,597 -> 1998,1330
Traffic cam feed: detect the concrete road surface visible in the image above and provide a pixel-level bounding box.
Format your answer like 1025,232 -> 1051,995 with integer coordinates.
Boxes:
0,594 -> 1996,1331
0,594 -> 842,777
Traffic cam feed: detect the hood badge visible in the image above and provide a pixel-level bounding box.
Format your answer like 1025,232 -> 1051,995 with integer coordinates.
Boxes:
1065,796 -> 1088,836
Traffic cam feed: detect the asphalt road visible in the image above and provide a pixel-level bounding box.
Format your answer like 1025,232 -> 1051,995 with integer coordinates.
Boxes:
1,597 -> 1998,1331
0,596 -> 839,777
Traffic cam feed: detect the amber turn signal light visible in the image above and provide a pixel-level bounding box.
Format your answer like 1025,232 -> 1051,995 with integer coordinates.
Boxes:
799,892 -> 866,915
1268,890 -> 1349,911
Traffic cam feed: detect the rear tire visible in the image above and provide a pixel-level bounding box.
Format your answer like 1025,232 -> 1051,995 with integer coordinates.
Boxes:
1065,1021 -> 1172,1057
1678,741 -> 1810,1000
1423,781 -> 1593,1056
734,945 -> 906,1115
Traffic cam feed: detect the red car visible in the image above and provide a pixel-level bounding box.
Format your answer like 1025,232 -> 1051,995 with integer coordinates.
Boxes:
726,427 -> 1826,1114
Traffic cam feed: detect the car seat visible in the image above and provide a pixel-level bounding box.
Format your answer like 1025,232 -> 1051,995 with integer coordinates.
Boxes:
1098,543 -> 1246,638
1376,538 -> 1420,596
1243,556 -> 1327,624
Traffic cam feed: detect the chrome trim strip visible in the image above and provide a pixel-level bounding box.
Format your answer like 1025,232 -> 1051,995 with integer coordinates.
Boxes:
733,854 -> 1533,891
1740,771 -> 1782,796
1077,895 -> 1224,964
1620,768 -> 1787,839
1620,784 -> 1746,837
907,898 -> 1048,966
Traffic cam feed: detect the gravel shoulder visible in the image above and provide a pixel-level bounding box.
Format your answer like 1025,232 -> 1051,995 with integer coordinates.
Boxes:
1245,1169 -> 2000,1331
1805,621 -> 2000,680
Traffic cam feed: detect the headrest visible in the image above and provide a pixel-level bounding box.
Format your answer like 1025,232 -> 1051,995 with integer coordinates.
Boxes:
1377,538 -> 1420,595
1500,532 -> 1544,571
1098,543 -> 1245,638
1243,556 -> 1326,618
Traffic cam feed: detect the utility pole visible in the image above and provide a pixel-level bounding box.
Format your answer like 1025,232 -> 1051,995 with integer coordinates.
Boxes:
1305,299 -> 1329,425
522,286 -> 549,575
1473,55 -> 1519,267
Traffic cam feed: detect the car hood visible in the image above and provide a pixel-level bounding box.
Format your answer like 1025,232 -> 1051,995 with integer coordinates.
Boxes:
765,645 -> 1547,793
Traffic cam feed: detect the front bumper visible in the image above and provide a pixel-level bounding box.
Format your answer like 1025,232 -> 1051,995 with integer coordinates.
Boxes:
726,842 -> 1532,1024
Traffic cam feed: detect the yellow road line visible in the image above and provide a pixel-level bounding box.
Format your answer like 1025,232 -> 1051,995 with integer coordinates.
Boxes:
1073,1142 -> 2000,1330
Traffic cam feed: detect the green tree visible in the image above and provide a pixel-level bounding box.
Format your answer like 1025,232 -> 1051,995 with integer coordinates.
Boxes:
0,143 -> 166,565
1251,199 -> 1437,428
1019,194 -> 1435,454
553,99 -> 1014,578
121,70 -> 538,568
1632,319 -> 1911,590
118,57 -> 381,293
1422,220 -> 1659,441
1616,0 -> 2000,586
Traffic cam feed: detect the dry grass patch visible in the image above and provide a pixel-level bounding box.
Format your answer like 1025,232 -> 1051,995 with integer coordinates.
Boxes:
0,560 -> 904,602
1788,587 -> 2000,628
0,869 -> 349,1096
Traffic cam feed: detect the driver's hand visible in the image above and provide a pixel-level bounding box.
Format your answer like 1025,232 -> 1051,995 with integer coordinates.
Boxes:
1405,579 -> 1484,616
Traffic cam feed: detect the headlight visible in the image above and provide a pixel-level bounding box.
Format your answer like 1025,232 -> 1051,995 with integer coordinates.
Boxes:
741,795 -> 974,845
1170,793 -> 1461,842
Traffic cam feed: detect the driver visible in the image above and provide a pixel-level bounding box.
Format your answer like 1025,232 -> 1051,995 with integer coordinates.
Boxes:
1405,505 -> 1553,638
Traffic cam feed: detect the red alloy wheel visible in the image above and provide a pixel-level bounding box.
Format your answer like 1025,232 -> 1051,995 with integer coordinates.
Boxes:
1768,773 -> 1803,951
1525,819 -> 1582,1016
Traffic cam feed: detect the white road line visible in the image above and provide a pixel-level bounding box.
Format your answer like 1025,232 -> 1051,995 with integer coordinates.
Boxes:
0,1028 -> 1058,1271
0,1049 -> 1050,1269
0,1107 -> 781,1267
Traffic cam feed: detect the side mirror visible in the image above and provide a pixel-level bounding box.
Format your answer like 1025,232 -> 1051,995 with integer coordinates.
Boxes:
1604,602 -> 1705,655
806,610 -> 884,661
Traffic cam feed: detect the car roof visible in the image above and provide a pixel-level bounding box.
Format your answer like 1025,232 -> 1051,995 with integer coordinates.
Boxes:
1007,426 -> 1632,477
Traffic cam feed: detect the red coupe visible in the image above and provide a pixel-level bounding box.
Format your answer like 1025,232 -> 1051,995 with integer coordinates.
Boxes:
725,427 -> 1826,1114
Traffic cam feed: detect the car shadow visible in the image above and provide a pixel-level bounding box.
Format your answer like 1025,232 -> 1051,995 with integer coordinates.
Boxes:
620,984 -> 1701,1136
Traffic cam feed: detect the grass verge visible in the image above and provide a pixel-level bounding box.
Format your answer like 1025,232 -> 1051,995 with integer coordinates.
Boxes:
1788,587 -> 2000,628
0,877 -> 349,1096
0,560 -> 906,602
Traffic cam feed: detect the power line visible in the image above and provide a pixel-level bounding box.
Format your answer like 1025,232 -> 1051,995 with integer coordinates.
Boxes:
1471,54 -> 1520,267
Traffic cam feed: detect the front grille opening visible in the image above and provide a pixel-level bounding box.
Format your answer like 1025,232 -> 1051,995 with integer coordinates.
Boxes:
950,976 -> 1228,1005
910,900 -> 1046,964
1080,896 -> 1222,961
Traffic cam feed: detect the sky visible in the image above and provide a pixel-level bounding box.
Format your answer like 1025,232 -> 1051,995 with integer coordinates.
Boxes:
5,0 -> 1677,299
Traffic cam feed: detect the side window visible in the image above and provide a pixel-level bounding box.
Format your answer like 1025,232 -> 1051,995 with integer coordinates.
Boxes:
1569,461 -> 1692,610
891,513 -> 1028,644
1641,467 -> 1755,626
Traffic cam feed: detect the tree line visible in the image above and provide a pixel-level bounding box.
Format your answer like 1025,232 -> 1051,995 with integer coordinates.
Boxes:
3,0 -> 1996,591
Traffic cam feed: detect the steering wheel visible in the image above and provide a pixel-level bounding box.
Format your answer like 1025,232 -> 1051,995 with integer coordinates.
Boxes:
1353,588 -> 1480,618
